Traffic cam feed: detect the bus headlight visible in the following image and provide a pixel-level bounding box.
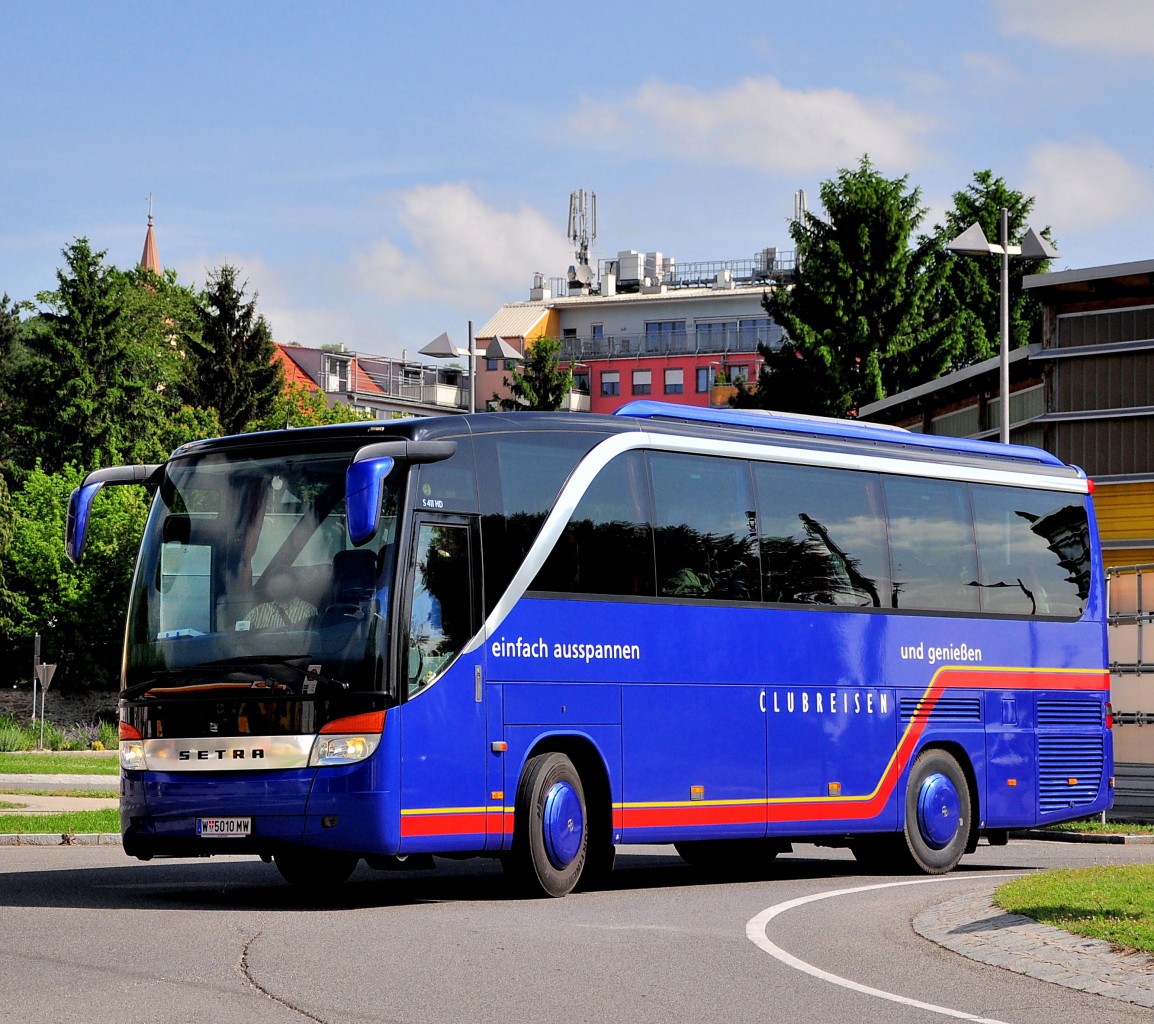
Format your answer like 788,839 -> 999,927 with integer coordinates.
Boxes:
120,721 -> 146,771
311,734 -> 380,765
309,710 -> 386,766
120,741 -> 146,771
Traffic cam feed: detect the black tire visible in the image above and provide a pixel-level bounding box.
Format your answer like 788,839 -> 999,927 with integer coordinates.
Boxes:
274,848 -> 359,889
510,752 -> 588,897
674,838 -> 780,878
576,836 -> 616,892
901,748 -> 971,874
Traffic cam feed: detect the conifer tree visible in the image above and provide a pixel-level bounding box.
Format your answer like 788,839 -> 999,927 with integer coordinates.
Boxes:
745,157 -> 948,417
495,337 -> 573,411
182,265 -> 283,435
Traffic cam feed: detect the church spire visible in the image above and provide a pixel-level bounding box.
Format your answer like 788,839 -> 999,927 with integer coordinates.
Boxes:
139,193 -> 161,275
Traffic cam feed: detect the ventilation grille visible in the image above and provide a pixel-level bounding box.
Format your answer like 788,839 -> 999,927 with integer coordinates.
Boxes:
1037,699 -> 1102,728
1038,735 -> 1105,814
899,697 -> 982,722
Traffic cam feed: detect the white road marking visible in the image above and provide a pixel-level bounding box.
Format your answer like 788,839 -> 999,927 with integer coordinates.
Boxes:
746,876 -> 1016,1024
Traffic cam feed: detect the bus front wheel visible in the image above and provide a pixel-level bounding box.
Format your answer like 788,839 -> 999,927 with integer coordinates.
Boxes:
902,749 -> 971,874
510,752 -> 588,897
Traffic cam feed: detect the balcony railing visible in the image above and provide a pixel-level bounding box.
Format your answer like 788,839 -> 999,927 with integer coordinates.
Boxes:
559,326 -> 782,362
547,250 -> 796,297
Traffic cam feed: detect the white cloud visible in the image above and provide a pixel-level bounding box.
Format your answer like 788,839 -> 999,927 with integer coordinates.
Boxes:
567,76 -> 935,174
1024,140 -> 1154,231
354,184 -> 572,308
172,252 -> 379,350
996,0 -> 1154,55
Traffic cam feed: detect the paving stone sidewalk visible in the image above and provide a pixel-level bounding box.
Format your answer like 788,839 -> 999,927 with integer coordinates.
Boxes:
915,887 -> 1154,1008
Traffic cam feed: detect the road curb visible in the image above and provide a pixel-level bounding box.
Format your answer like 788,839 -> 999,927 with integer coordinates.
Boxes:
0,833 -> 121,846
1011,828 -> 1154,845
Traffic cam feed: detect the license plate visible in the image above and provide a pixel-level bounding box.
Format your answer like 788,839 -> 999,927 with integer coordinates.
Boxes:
196,816 -> 252,838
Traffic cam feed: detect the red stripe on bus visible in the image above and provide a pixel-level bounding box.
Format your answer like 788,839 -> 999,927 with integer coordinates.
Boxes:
400,812 -> 487,837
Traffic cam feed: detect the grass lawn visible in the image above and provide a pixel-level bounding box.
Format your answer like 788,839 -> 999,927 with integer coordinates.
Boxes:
995,865 -> 1154,955
1046,818 -> 1154,835
0,808 -> 120,834
0,752 -> 119,775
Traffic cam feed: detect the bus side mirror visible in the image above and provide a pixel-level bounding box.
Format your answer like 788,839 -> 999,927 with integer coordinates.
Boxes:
66,481 -> 104,563
346,456 -> 395,546
65,463 -> 162,563
346,439 -> 456,546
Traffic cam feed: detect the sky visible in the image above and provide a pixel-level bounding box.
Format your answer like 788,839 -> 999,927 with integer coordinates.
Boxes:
3,0 -> 1153,359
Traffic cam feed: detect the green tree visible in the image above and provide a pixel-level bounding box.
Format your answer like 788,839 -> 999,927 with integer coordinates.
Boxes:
116,266 -> 204,461
494,337 -> 573,411
0,474 -> 15,635
181,265 -> 283,435
251,381 -> 373,431
738,157 -> 952,417
927,170 -> 1055,369
0,294 -> 32,482
18,240 -> 136,472
0,464 -> 149,691
4,241 -> 195,476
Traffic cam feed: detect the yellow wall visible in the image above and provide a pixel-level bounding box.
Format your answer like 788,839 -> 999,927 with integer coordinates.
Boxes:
1094,480 -> 1154,570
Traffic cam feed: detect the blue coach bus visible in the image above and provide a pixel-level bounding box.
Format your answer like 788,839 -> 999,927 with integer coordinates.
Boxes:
67,401 -> 1113,895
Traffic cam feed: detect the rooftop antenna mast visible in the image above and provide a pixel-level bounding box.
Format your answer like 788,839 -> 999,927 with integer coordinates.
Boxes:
568,189 -> 597,268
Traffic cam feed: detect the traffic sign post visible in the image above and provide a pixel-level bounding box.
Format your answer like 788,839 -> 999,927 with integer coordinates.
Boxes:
31,633 -> 39,724
34,661 -> 56,750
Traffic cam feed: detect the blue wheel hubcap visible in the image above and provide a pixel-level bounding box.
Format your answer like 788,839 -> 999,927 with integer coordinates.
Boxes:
542,780 -> 584,869
917,771 -> 961,849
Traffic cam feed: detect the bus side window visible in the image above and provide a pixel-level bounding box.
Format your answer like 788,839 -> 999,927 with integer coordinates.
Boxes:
885,475 -> 979,613
406,522 -> 473,696
532,450 -> 655,597
971,483 -> 1088,617
753,462 -> 887,607
650,452 -> 760,601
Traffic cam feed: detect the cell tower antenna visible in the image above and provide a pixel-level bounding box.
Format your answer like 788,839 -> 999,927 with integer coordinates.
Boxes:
793,188 -> 808,223
568,189 -> 597,267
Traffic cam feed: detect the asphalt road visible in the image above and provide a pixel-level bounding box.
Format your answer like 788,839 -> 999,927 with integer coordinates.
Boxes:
2,840 -> 1152,1024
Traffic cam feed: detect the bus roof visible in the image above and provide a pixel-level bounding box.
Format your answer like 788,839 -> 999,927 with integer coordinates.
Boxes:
614,400 -> 1073,472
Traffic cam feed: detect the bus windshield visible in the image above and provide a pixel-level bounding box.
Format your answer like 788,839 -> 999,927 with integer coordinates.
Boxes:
124,446 -> 401,698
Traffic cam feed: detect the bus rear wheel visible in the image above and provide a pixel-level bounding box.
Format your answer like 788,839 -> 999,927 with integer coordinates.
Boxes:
274,848 -> 359,889
510,752 -> 588,897
901,749 -> 971,874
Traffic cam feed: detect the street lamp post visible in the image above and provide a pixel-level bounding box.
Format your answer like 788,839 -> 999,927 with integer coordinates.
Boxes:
420,323 -> 523,413
945,209 -> 1058,444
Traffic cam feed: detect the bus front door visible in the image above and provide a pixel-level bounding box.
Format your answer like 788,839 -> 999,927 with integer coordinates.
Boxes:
396,516 -> 490,854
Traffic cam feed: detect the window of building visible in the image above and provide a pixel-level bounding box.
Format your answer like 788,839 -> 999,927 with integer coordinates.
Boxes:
664,368 -> 684,394
601,371 -> 620,397
737,318 -> 781,351
485,358 -> 498,371
696,367 -> 711,392
325,356 -> 349,393
729,365 -> 748,384
632,369 -> 652,395
695,321 -> 735,350
572,371 -> 590,395
645,321 -> 687,353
